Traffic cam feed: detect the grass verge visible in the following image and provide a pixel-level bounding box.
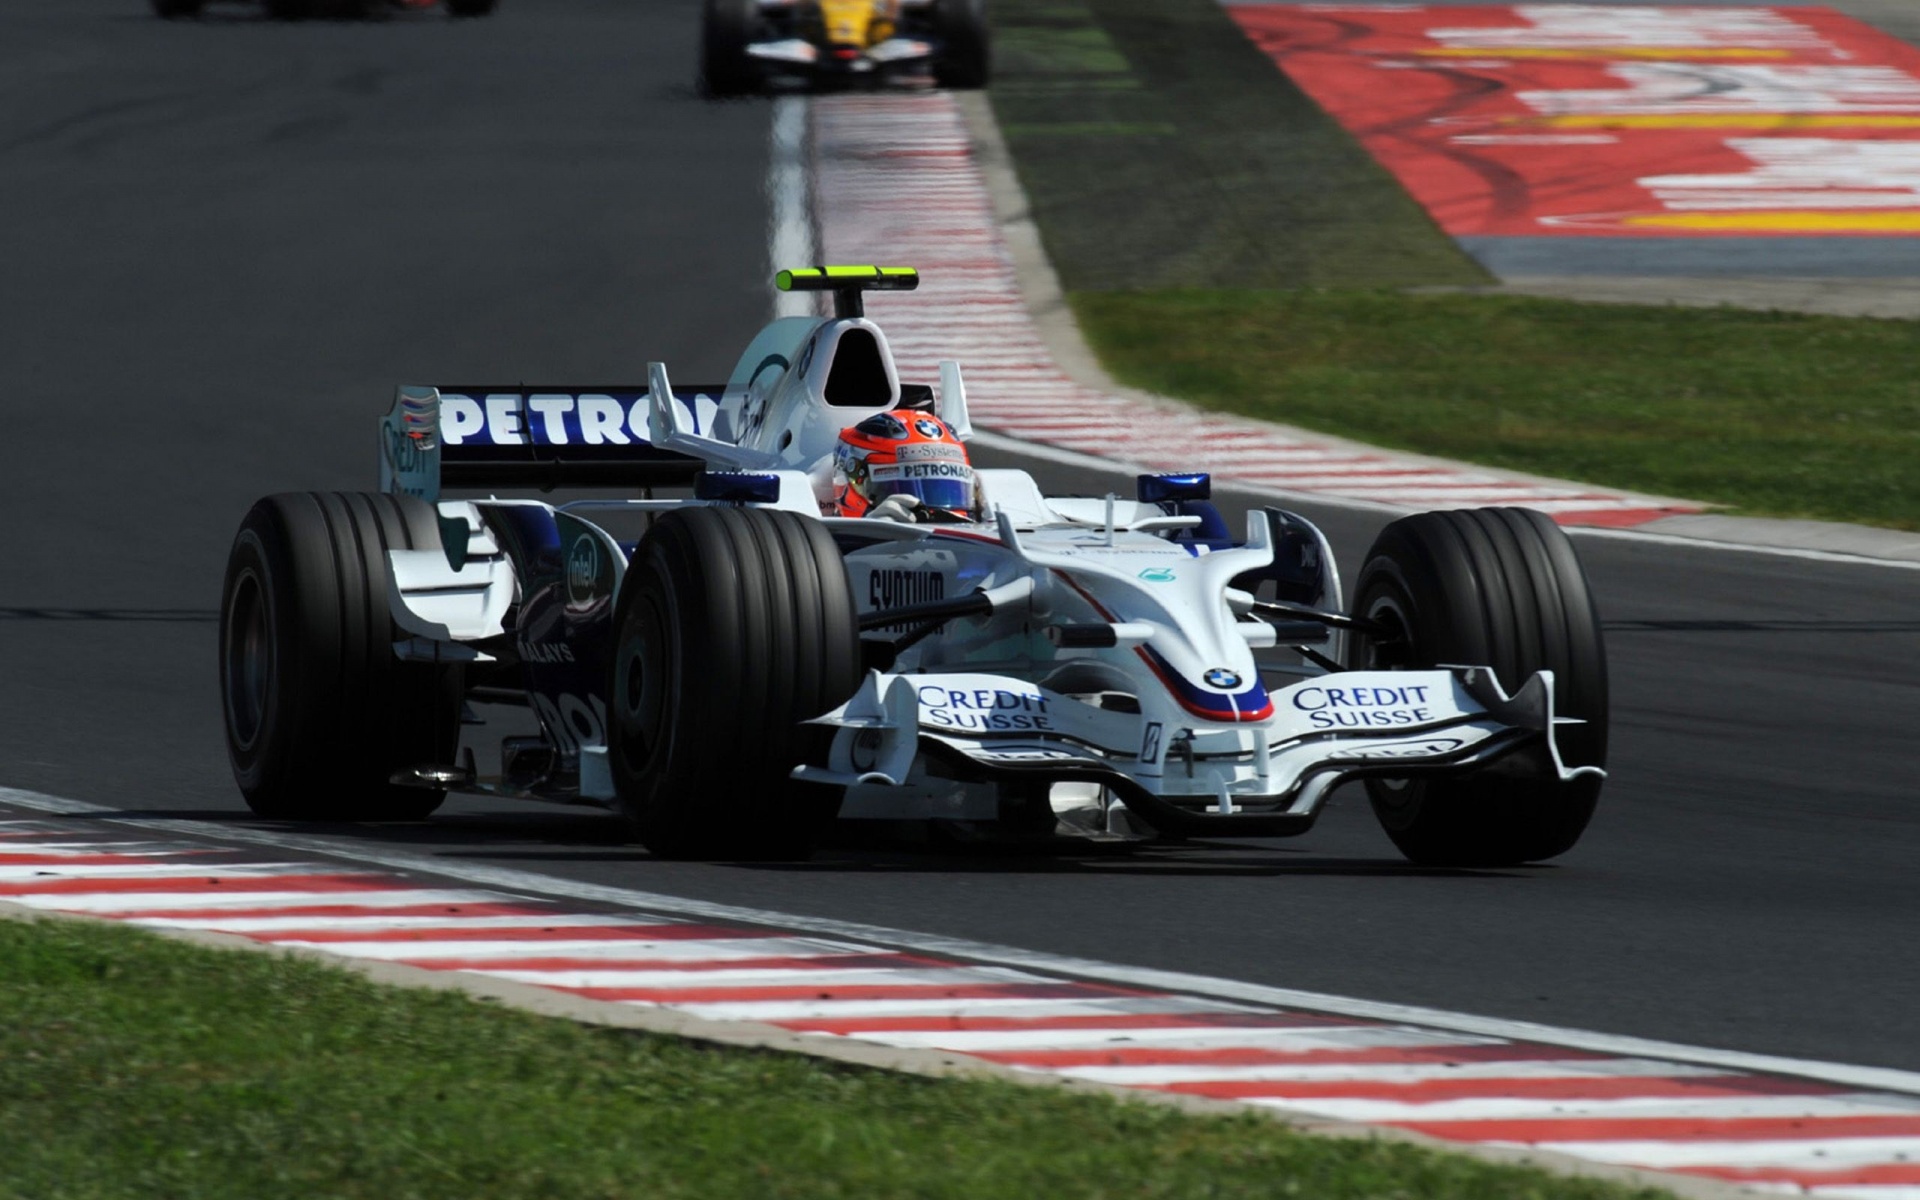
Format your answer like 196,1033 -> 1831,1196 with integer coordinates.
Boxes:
0,915 -> 1681,1200
988,0 -> 1485,290
987,0 -> 1920,529
1074,289 -> 1920,529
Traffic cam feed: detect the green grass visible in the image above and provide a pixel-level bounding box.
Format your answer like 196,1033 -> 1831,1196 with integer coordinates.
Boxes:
0,916 -> 1680,1200
988,0 -> 1485,291
985,0 -> 1920,529
1074,289 -> 1920,529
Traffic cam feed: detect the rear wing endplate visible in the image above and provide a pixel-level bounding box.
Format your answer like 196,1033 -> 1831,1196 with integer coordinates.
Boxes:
380,384 -> 723,499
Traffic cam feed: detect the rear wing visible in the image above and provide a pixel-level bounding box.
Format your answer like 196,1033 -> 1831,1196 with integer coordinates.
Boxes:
379,384 -> 724,499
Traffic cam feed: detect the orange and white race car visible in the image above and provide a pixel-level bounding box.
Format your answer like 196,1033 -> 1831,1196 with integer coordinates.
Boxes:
700,0 -> 987,96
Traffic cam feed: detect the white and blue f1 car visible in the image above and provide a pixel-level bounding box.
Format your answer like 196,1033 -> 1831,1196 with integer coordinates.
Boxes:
219,266 -> 1608,865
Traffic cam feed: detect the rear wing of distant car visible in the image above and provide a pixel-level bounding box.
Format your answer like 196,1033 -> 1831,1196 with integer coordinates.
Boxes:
379,384 -> 724,499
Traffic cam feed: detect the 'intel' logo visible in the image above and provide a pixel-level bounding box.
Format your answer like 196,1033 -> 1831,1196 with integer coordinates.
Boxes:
565,534 -> 600,610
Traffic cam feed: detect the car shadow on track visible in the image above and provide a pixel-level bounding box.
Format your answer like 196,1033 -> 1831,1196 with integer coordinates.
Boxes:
80,807 -> 1529,879
733,845 -> 1530,880
1605,617 -> 1920,634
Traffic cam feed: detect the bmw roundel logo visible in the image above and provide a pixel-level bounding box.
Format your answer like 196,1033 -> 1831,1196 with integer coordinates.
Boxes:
1203,668 -> 1242,690
913,417 -> 946,439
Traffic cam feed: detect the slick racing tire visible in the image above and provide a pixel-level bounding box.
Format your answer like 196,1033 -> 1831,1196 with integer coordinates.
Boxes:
931,0 -> 989,89
151,0 -> 206,17
1349,507 -> 1608,867
221,492 -> 462,821
608,507 -> 861,860
698,0 -> 759,98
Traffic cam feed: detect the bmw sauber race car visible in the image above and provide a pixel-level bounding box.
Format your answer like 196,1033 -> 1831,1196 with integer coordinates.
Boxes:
152,0 -> 494,18
219,266 -> 1607,866
700,0 -> 988,96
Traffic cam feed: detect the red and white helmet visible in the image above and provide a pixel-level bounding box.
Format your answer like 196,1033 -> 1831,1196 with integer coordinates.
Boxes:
833,412 -> 975,518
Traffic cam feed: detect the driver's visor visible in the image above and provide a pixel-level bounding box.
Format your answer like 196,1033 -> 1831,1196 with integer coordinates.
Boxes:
868,461 -> 975,512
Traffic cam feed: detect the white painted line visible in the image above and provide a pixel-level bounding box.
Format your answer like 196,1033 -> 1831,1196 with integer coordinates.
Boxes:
1241,1095 -> 1920,1124
764,996 -> 1262,1024
1569,523 -> 1920,573
2,886 -> 506,913
0,861 -> 304,881
769,95 -> 815,320
1052,1058 -> 1732,1086
1534,1137 -> 1920,1169
267,936 -> 875,961
128,914 -> 651,933
666,996 -> 1192,1022
7,784 -> 1919,1099
467,965 -> 1041,989
846,1025 -> 1499,1053
0,844 -> 186,857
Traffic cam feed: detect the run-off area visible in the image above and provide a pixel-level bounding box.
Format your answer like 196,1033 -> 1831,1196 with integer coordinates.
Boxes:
1225,3 -> 1920,273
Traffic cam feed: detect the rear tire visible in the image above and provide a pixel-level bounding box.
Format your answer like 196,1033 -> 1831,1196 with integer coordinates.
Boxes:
1350,507 -> 1608,866
608,507 -> 861,860
698,0 -> 759,98
220,492 -> 462,821
932,0 -> 989,89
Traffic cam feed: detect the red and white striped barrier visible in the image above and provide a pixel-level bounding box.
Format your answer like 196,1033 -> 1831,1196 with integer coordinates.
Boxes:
810,94 -> 1704,528
6,820 -> 1915,1197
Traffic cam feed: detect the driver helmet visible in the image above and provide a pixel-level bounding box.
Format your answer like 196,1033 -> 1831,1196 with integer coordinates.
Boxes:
833,411 -> 976,518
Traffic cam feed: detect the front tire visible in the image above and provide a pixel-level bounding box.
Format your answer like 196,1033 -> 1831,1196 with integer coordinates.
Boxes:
1350,507 -> 1608,866
608,507 -> 861,860
220,492 -> 461,821
932,0 -> 989,89
698,0 -> 759,98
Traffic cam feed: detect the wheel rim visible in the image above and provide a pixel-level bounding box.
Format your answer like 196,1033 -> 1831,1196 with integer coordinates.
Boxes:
1357,587 -> 1421,809
613,592 -> 673,775
223,569 -> 271,751
1358,590 -> 1414,672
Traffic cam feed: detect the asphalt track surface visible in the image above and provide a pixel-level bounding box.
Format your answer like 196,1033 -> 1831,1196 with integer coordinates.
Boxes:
4,0 -> 1917,1085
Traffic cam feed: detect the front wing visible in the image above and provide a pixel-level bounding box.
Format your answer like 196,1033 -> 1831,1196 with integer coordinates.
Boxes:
800,666 -> 1601,834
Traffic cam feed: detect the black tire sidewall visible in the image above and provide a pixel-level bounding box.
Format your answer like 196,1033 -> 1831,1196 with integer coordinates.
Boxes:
220,523 -> 285,798
608,507 -> 858,859
699,0 -> 758,97
609,525 -> 693,829
218,492 -> 458,820
1351,508 -> 1608,864
932,0 -> 989,88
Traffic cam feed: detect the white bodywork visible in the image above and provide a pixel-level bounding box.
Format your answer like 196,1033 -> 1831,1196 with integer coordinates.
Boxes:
380,307 -> 1599,833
